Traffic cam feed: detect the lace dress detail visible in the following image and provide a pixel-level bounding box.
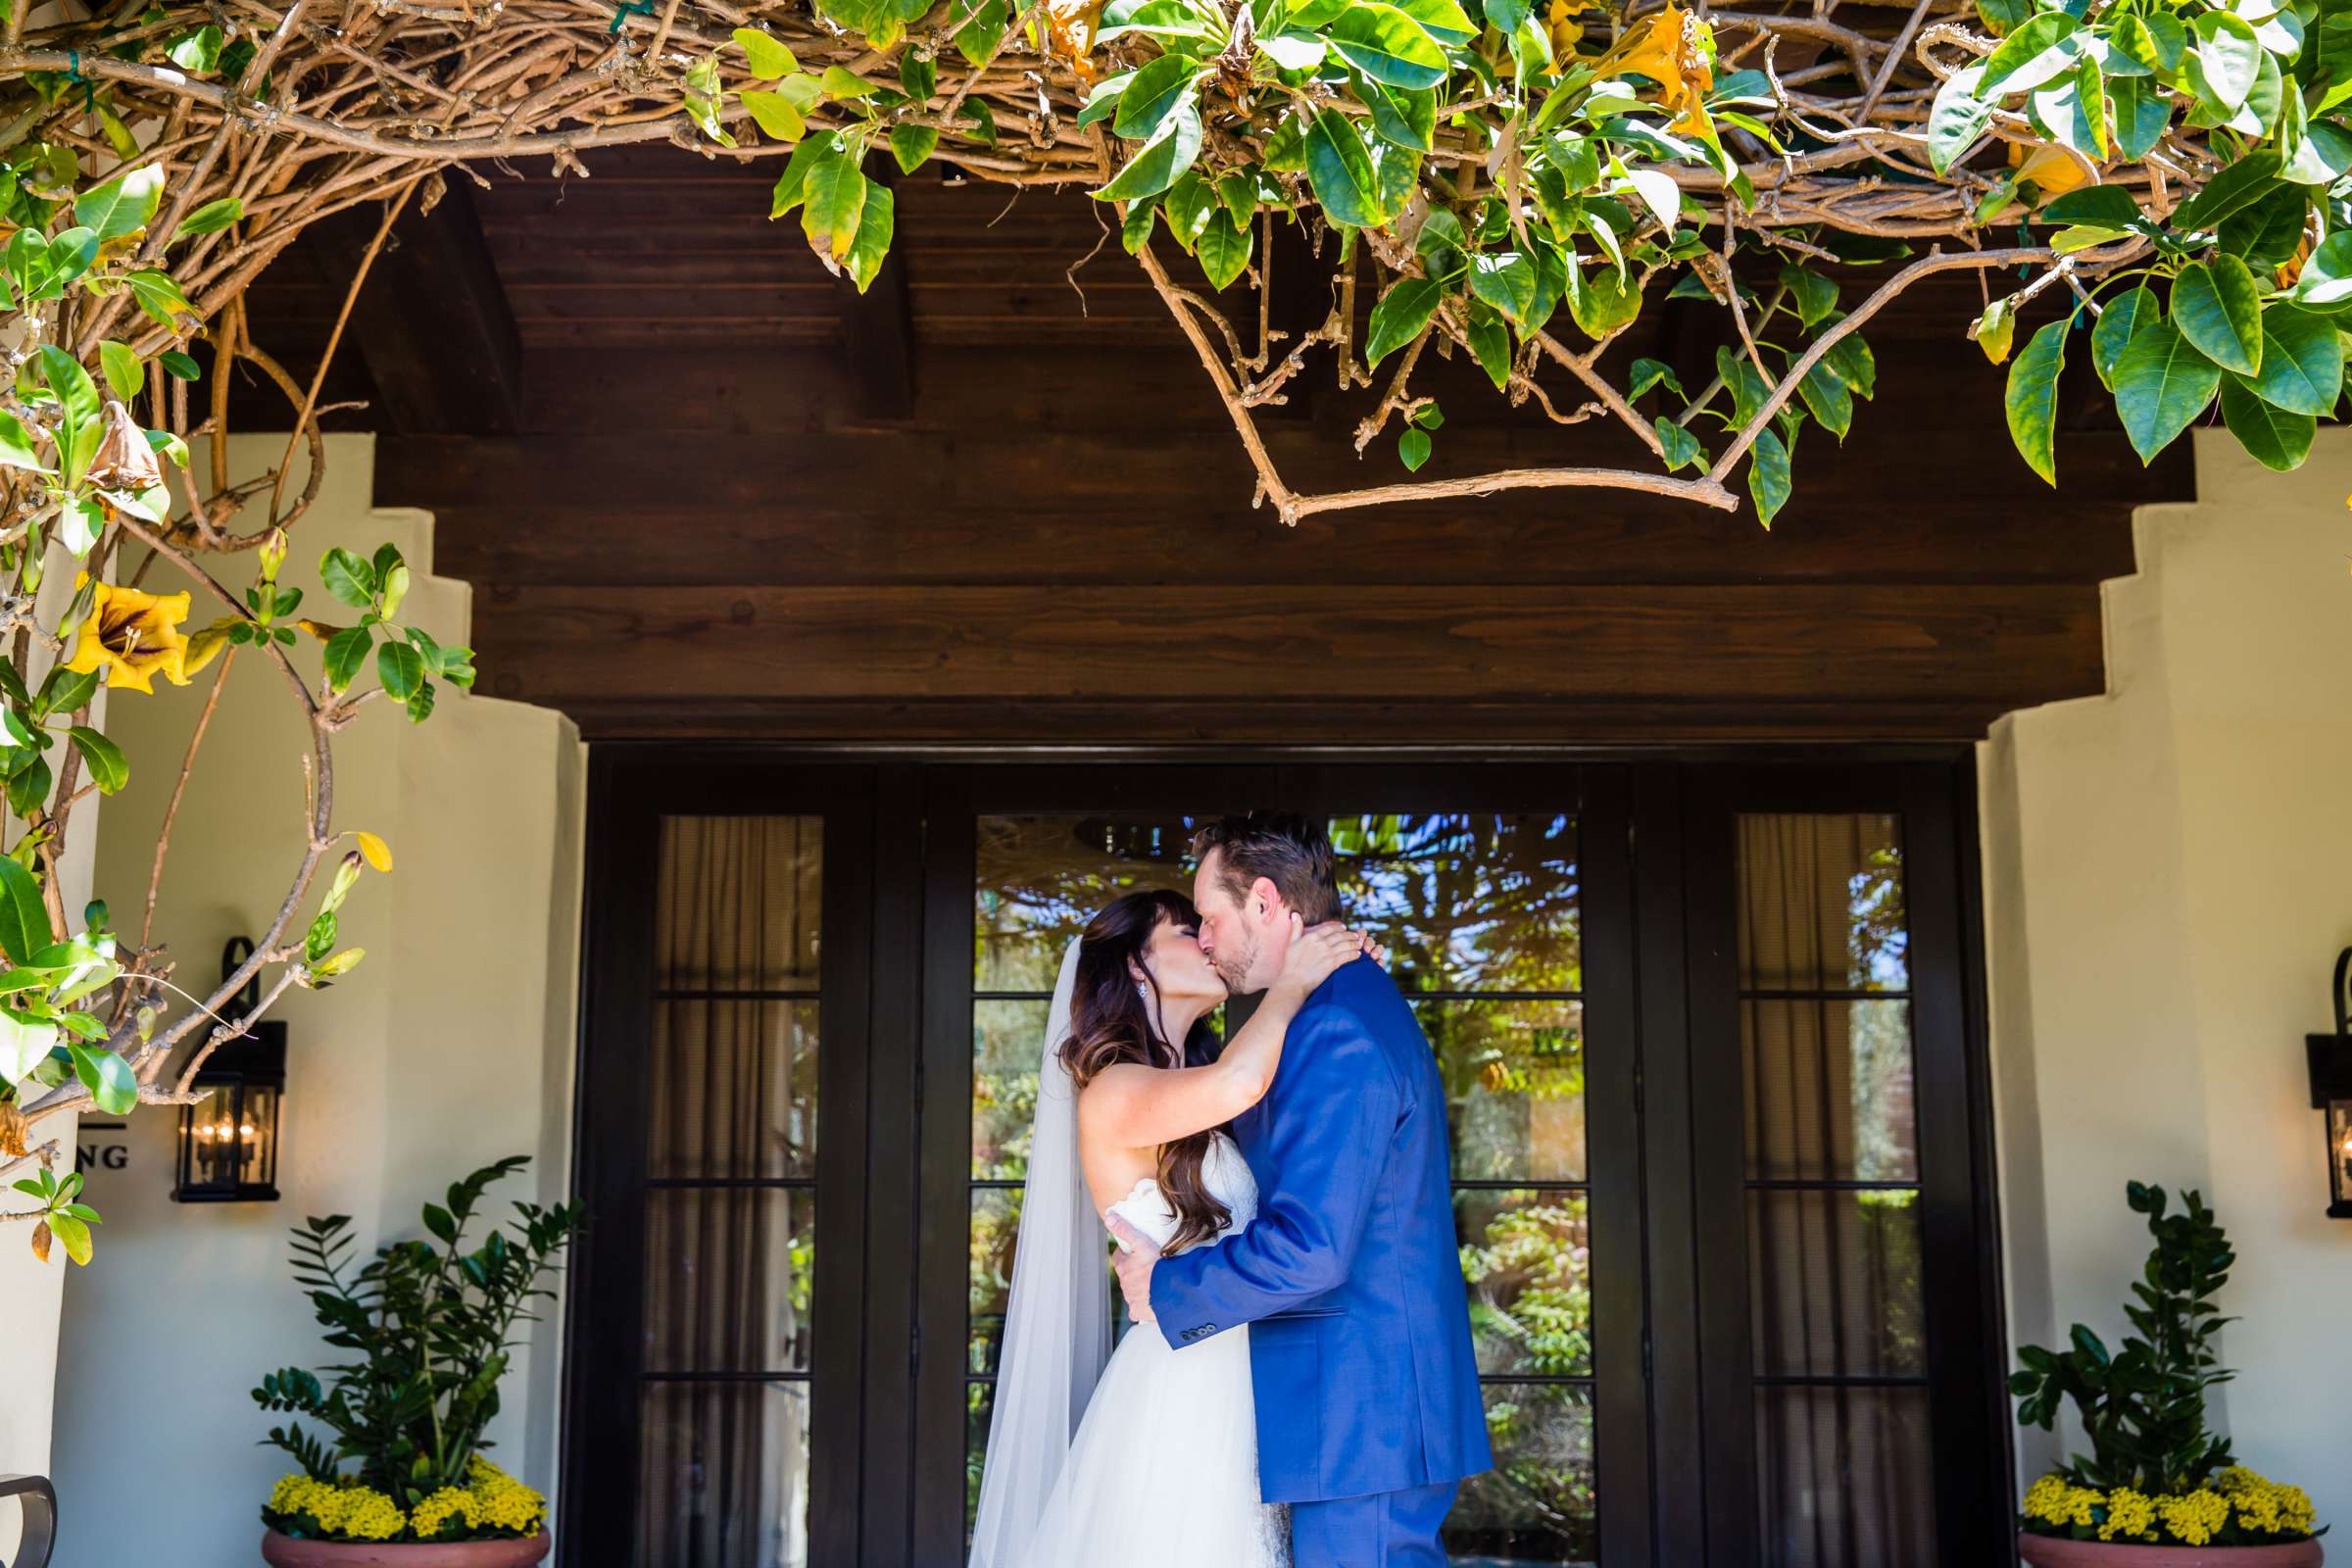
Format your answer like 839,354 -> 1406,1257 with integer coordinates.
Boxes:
1009,1132 -> 1291,1568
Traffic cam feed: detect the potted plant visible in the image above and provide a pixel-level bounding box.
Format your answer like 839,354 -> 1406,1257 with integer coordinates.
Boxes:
250,1156 -> 583,1566
2010,1182 -> 2327,1567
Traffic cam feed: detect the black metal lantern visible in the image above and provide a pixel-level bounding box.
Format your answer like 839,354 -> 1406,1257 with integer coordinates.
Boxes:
172,937 -> 284,1203
2307,947 -> 2352,1220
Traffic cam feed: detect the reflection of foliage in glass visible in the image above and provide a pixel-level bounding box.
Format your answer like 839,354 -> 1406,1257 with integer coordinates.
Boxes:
1331,814 -> 1579,995
1848,1002 -> 1917,1185
1855,1188 -> 1925,1373
1448,1384 -> 1597,1564
1845,827 -> 1908,992
1458,1190 -> 1592,1378
968,1190 -> 1020,1375
1423,1002 -> 1586,1184
966,1381 -> 993,1538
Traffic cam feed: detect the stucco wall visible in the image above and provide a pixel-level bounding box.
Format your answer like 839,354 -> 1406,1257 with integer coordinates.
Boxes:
44,434 -> 585,1567
1984,429 -> 2352,1528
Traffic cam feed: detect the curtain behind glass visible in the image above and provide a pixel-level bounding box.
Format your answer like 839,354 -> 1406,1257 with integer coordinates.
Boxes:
639,816 -> 820,1568
1737,814 -> 1931,1568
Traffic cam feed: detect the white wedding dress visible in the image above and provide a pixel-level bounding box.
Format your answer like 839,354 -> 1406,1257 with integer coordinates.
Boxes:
1010,1135 -> 1291,1568
966,938 -> 1289,1568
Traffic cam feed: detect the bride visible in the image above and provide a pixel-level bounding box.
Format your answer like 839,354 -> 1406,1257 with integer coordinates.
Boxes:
967,887 -> 1379,1568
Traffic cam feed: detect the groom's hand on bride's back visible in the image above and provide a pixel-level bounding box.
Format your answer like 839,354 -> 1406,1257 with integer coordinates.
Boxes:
1105,1214 -> 1156,1322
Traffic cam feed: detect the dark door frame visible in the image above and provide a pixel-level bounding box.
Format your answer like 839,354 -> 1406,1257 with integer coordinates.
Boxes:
559,746 -> 2012,1568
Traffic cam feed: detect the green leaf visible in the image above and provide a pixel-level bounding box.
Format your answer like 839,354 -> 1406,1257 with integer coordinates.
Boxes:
734,26 -> 799,77
821,66 -> 879,99
739,90 -> 807,143
1467,305 -> 1510,389
2113,319 -> 2223,463
1302,108 -> 1383,228
67,727 -> 125,795
2091,284 -> 2157,390
1778,266 -> 1838,329
376,641 -> 427,702
769,133 -> 838,218
1974,296 -> 2019,365
2187,12 -> 2261,111
1257,29 -> 1328,68
2107,74 -> 2170,161
1387,0 -> 1476,45
1120,194 -> 1160,253
2291,233 -> 2352,308
1397,425 -> 1432,470
1979,13 -> 2082,96
2038,185 -> 2139,227
1467,251 -> 1538,324
2218,184 -> 2308,274
1975,0 -> 2028,34
98,342 -> 142,401
322,626 -> 372,693
2004,318 -> 2069,485
1361,78 -> 1437,150
68,1042 -> 135,1115
2170,258 -> 2263,375
1196,211 -> 1253,289
320,547 -> 377,608
889,122 -> 939,172
166,24 -> 224,73
842,180 -> 896,293
1367,275 -> 1445,365
173,196 -> 243,239
0,857 -> 49,965
73,166 -> 165,246
803,155 -> 868,261
1745,428 -> 1792,527
1795,360 -> 1853,440
2218,375 -> 2315,470
1099,93 -> 1203,201
2171,150 -> 2281,230
1654,416 -> 1705,472
2240,306 -> 2343,415
122,270 -> 196,329
0,410 -> 41,473
37,347 -> 101,487
159,351 -> 201,382
1115,54 -> 1200,140
47,1209 -> 91,1265
1327,2 -> 1448,88
1567,263 -> 1641,338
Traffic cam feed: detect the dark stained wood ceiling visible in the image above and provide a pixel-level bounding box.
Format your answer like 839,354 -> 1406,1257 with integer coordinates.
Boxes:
238,145 -> 2193,744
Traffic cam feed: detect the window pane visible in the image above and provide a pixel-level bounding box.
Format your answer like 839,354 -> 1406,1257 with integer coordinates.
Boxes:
1742,1000 -> 1916,1184
649,1000 -> 819,1179
1331,813 -> 1580,994
1420,999 -> 1588,1182
974,1000 -> 1048,1181
1448,1381 -> 1597,1566
637,1380 -> 810,1568
1754,1384 -> 1932,1568
975,814 -> 1190,990
965,1380 -> 995,1546
1748,1189 -> 1925,1380
1457,1188 -> 1592,1377
968,1188 -> 1023,1375
1736,814 -> 1906,993
643,1188 -> 815,1374
656,816 -> 822,992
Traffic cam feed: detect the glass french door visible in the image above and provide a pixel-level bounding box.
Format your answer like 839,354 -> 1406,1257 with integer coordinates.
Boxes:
565,755 -> 2008,1568
909,764 -> 1651,1567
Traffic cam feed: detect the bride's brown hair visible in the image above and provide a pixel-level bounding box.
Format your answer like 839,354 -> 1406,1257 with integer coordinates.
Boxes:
1061,889 -> 1231,1256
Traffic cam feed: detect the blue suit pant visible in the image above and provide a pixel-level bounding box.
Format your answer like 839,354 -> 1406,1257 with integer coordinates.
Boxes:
1288,1479 -> 1457,1568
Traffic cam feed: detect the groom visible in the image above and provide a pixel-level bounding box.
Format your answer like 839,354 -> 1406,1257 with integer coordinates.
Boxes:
1107,812 -> 1491,1566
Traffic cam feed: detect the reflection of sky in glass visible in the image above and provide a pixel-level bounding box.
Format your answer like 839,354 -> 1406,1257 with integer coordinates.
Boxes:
1846,833 -> 1908,992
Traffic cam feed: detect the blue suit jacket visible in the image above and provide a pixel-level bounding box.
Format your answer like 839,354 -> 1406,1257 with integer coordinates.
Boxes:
1149,956 -> 1493,1503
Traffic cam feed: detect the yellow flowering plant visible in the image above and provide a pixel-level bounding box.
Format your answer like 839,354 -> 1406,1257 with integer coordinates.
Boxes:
253,1157 -> 579,1542
2011,1183 -> 2326,1547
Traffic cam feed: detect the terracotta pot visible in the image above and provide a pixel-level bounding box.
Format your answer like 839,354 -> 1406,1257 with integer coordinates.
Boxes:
2019,1531 -> 2325,1568
262,1531 -> 551,1568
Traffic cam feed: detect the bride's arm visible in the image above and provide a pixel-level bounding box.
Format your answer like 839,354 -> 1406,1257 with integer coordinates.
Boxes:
1077,919 -> 1369,1151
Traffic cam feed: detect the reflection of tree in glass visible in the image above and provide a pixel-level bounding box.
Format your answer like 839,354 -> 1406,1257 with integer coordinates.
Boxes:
1856,1188 -> 1926,1370
1329,814 -> 1580,996
1458,1192 -> 1592,1378
1448,1386 -> 1598,1564
1845,835 -> 1908,991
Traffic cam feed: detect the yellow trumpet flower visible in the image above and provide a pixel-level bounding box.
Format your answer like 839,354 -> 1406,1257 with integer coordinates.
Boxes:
63,574 -> 192,695
1545,0 -> 1597,60
2007,139 -> 2094,202
1602,3 -> 1714,135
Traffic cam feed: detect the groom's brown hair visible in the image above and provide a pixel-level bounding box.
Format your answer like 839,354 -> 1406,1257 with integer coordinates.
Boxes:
1190,812 -> 1341,925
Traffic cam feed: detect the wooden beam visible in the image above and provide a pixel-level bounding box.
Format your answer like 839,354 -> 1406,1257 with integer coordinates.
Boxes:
466,581 -> 2105,710
311,178 -> 524,434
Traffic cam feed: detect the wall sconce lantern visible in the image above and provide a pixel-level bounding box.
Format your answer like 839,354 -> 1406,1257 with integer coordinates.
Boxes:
2307,947 -> 2352,1220
172,938 -> 284,1203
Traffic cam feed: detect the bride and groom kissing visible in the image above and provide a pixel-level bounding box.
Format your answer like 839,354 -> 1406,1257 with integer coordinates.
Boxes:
968,813 -> 1490,1568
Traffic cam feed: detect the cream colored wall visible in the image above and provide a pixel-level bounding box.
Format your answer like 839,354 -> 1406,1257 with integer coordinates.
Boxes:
43,434 -> 585,1568
1984,428 -> 2352,1527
